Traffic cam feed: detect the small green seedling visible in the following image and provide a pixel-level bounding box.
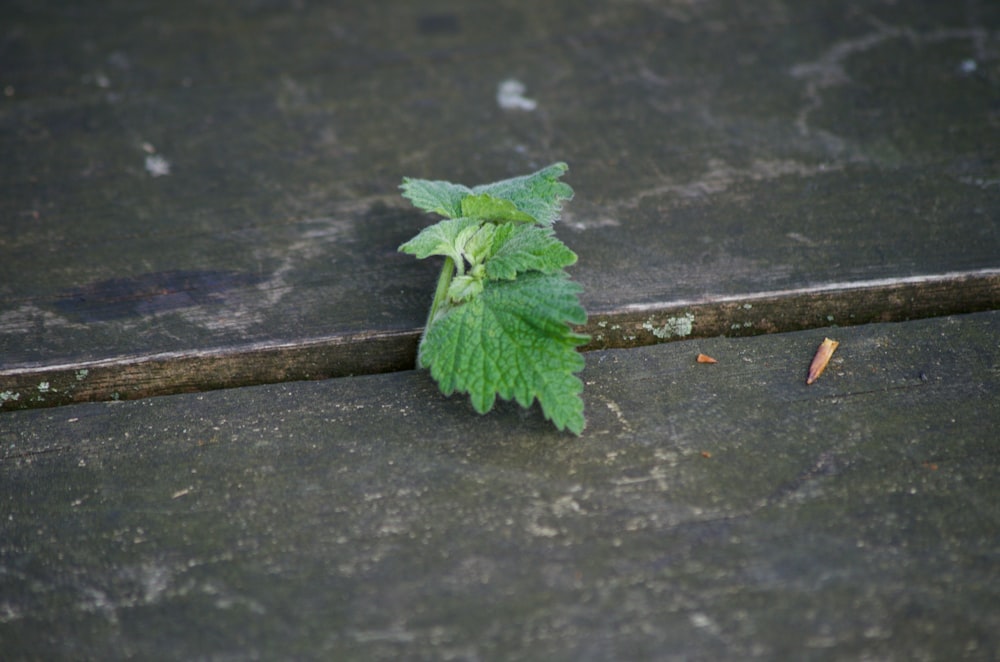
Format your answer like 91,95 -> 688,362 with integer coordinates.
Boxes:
399,162 -> 589,434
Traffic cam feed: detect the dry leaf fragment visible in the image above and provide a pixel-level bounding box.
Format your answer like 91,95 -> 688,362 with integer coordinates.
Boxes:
696,353 -> 717,364
806,337 -> 839,384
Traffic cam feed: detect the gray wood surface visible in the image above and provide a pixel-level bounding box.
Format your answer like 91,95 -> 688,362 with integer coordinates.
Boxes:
3,1 -> 999,409
4,3 -> 999,658
3,312 -> 998,659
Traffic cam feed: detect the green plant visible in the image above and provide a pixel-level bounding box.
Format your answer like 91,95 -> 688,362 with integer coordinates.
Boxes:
399,162 -> 589,434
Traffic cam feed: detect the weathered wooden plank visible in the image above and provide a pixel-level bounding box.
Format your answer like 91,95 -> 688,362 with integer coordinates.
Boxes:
0,328 -> 419,410
2,312 -> 998,659
2,1 -> 998,387
3,268 -> 998,411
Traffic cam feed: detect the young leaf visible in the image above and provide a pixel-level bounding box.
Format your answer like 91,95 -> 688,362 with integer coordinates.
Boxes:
419,272 -> 589,435
471,162 -> 574,225
398,217 -> 482,266
461,223 -> 497,266
484,223 -> 578,280
446,274 -> 485,303
400,177 -> 471,219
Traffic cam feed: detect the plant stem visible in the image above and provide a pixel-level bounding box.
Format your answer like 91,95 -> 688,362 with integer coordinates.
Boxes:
419,256 -> 455,368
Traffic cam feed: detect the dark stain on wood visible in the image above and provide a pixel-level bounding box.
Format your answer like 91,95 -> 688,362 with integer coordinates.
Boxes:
417,13 -> 461,35
52,270 -> 267,322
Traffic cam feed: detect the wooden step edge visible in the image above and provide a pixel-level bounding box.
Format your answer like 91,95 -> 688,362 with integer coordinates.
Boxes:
582,269 -> 1000,350
3,268 -> 999,412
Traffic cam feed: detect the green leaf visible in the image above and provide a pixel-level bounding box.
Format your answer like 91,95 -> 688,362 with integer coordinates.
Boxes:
398,161 -> 586,434
402,163 -> 573,225
485,223 -> 578,280
446,274 -> 484,303
472,162 -> 574,226
460,193 -> 537,223
400,177 -> 471,218
398,217 -> 482,266
419,272 -> 589,435
461,223 -> 497,266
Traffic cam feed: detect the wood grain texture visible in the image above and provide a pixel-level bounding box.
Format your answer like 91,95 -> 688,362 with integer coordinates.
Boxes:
2,312 -> 998,659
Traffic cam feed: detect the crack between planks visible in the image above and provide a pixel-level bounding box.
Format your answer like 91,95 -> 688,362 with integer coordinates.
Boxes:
2,268 -> 998,412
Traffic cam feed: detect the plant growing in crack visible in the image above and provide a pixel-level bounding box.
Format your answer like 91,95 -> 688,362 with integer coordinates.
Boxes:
399,162 -> 589,434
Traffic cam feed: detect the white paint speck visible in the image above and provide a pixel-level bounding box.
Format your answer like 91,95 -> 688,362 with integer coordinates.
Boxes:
690,612 -> 721,634
690,613 -> 711,628
787,232 -> 818,246
567,217 -> 621,231
527,522 -> 558,537
145,154 -> 171,177
497,79 -> 537,111
552,495 -> 582,516
959,59 -> 977,74
604,399 -> 633,433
